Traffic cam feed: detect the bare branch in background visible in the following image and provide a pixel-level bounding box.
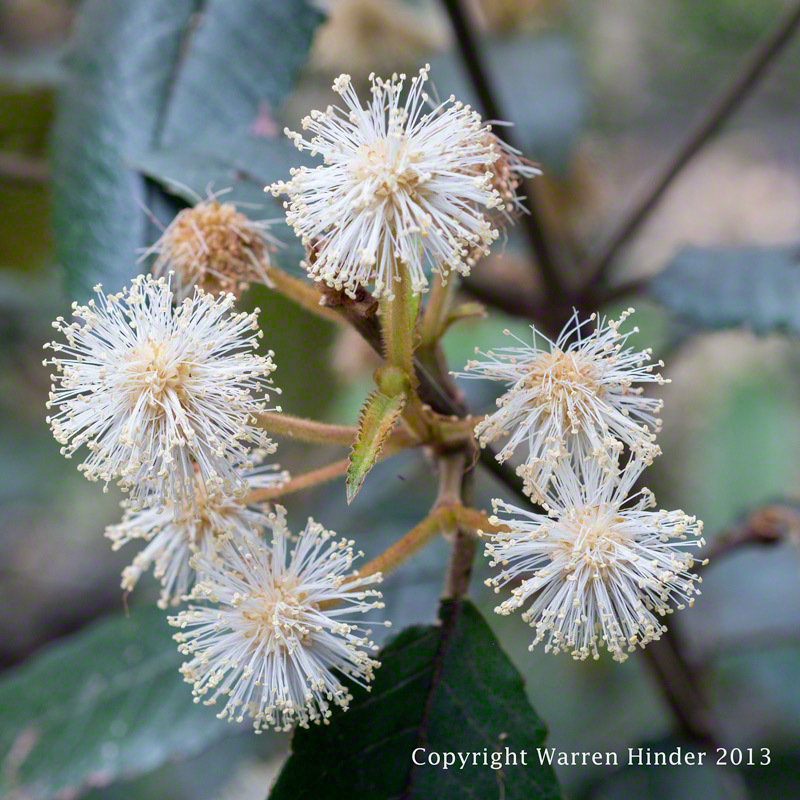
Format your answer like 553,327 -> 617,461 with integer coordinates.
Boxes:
580,0 -> 800,296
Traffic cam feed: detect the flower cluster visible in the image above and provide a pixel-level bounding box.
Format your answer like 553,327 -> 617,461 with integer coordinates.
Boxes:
486,457 -> 704,662
461,310 -> 705,661
46,272 -> 389,731
271,66 -> 531,298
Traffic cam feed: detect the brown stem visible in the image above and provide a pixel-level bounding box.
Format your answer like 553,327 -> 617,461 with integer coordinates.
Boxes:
580,0 -> 800,293
246,458 -> 349,502
440,0 -> 566,302
357,506 -> 452,580
640,630 -> 718,747
0,152 -> 49,183
258,412 -> 358,445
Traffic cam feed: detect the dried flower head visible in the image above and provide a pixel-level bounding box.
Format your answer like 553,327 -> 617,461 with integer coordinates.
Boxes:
484,457 -> 705,662
106,461 -> 289,608
44,274 -> 280,511
458,309 -> 666,500
271,66 -> 512,298
147,193 -> 276,300
170,507 -> 387,731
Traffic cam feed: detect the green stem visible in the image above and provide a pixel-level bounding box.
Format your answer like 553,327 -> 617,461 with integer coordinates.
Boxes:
379,263 -> 417,378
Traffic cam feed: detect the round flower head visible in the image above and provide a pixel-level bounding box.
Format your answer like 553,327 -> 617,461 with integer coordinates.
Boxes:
44,274 -> 280,511
271,66 -> 510,298
484,456 -> 705,662
146,192 -> 277,300
458,309 -> 666,500
170,507 -> 388,731
106,460 -> 288,609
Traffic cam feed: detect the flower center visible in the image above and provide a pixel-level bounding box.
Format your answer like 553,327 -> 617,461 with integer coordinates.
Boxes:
522,349 -> 603,424
241,578 -> 317,649
352,137 -> 423,203
124,340 -> 190,406
556,507 -> 629,576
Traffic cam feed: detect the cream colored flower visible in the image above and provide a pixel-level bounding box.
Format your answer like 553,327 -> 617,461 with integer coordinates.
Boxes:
484,456 -> 705,662
459,309 -> 665,500
170,507 -> 388,731
45,275 -> 279,511
271,66 -> 515,298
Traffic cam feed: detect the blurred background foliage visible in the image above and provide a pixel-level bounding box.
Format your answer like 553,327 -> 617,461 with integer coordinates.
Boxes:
1,0 -> 800,798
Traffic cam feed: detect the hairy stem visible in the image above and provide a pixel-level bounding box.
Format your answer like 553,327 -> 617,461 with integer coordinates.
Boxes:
357,506 -> 453,581
258,410 -> 419,449
268,268 -> 343,325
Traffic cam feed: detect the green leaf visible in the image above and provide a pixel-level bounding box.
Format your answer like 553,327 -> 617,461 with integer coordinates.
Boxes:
270,600 -> 561,800
52,0 -> 324,301
347,381 -> 408,504
51,0 -> 198,301
649,244 -> 800,334
430,32 -> 585,176
0,606 -> 234,800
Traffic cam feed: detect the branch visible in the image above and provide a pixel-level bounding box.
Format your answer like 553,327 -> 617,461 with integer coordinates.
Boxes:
0,152 -> 49,183
440,0 -> 566,301
268,268 -> 343,325
581,0 -> 800,292
246,458 -> 349,502
258,410 -> 419,449
702,502 -> 798,563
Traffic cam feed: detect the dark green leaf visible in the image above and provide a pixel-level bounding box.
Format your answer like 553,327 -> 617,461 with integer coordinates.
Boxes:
649,245 -> 800,334
52,0 -> 324,300
0,606 -> 234,800
430,33 -> 585,176
51,0 -> 199,301
270,600 -> 561,800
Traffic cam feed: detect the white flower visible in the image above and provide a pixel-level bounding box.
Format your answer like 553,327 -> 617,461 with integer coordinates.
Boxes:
271,66 -> 508,298
169,507 -> 387,731
44,274 -> 280,511
484,457 -> 705,662
145,191 -> 277,301
106,461 -> 289,609
458,309 -> 666,500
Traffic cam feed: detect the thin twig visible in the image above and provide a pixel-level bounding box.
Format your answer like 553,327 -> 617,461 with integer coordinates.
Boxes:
580,0 -> 800,293
440,0 -> 566,301
246,458 -> 350,502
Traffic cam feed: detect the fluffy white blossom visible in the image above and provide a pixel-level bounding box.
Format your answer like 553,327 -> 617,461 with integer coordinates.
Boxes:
484,457 -> 705,662
146,191 -> 277,300
458,309 -> 666,500
106,461 -> 288,608
271,66 -> 512,298
170,507 -> 387,731
44,274 -> 279,511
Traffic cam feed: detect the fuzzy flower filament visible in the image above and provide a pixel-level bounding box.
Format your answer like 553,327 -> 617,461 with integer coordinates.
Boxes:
170,507 -> 388,731
271,66 -> 515,298
484,457 -> 705,662
45,274 -> 279,511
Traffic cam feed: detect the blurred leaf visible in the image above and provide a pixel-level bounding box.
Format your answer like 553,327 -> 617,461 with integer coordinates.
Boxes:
270,600 -> 560,800
430,32 -> 585,176
52,0 -> 324,301
51,0 -> 198,301
347,386 -> 407,503
0,606 -> 236,800
649,245 -> 800,335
